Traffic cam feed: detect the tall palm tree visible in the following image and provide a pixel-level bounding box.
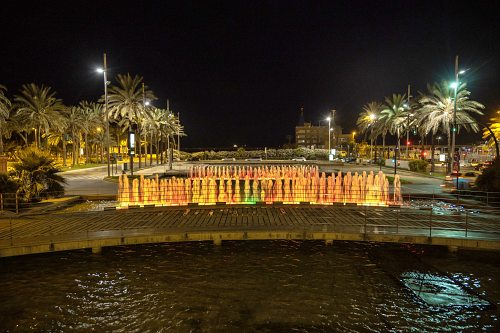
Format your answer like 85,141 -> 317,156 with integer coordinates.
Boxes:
14,83 -> 65,149
0,85 -> 11,154
107,73 -> 156,169
417,81 -> 484,169
78,101 -> 103,163
380,94 -> 408,159
62,106 -> 85,166
357,102 -> 382,159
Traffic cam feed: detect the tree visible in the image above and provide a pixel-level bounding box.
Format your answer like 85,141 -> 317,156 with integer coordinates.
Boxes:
78,101 -> 103,163
417,81 -> 484,171
482,111 -> 500,160
380,94 -> 408,158
62,106 -> 85,166
357,101 -> 382,159
10,147 -> 66,201
107,73 -> 156,169
14,83 -> 65,149
0,84 -> 11,154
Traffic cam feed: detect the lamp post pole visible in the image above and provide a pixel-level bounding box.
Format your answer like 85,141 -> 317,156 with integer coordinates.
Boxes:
406,84 -> 411,159
450,55 -> 459,174
103,53 -> 111,177
327,117 -> 331,154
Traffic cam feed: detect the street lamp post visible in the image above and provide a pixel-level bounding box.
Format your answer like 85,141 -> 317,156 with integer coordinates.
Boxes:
326,117 -> 331,153
369,113 -> 376,162
97,53 -> 111,177
405,84 -> 411,159
450,55 -> 468,189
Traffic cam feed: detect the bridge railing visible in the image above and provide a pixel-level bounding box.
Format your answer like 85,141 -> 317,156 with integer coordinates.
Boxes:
1,205 -> 499,250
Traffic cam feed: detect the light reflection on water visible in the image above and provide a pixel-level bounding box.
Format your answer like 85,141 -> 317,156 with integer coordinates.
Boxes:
0,241 -> 498,332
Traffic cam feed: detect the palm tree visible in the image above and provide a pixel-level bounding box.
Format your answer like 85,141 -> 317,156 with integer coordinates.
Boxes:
10,146 -> 66,201
62,106 -> 85,166
107,73 -> 156,169
417,81 -> 484,170
357,102 -> 382,159
482,111 -> 500,161
380,94 -> 408,159
14,83 -> 65,149
78,101 -> 103,163
0,85 -> 11,154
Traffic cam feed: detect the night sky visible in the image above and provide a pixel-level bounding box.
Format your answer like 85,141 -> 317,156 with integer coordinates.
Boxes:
1,1 -> 499,149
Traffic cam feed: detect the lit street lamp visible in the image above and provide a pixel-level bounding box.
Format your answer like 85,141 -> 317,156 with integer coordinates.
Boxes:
96,53 -> 111,177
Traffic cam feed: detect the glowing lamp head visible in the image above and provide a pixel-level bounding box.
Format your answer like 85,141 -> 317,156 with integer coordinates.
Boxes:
369,114 -> 376,120
96,68 -> 104,74
450,81 -> 458,89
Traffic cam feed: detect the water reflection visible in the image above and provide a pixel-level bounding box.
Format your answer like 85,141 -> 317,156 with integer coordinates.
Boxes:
0,241 -> 498,332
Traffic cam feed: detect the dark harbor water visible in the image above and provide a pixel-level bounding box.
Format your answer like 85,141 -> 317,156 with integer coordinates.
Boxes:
0,241 -> 498,332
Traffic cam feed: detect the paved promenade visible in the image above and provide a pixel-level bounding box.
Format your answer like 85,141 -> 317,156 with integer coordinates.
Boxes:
1,204 -> 499,257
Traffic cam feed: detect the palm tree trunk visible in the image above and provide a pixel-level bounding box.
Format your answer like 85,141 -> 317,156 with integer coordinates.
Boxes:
150,132 -> 153,165
156,137 -> 159,165
72,136 -> 76,166
431,135 -> 435,172
62,136 -> 67,167
168,134 -> 172,170
137,127 -> 142,169
37,126 -> 41,148
85,132 -> 89,164
0,128 -> 4,154
116,133 -> 121,154
382,134 -> 387,159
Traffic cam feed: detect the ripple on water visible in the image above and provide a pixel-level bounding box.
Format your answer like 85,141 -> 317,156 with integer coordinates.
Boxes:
0,241 -> 498,332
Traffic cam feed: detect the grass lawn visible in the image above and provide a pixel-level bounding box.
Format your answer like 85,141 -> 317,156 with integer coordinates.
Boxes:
59,163 -> 106,172
385,175 -> 412,184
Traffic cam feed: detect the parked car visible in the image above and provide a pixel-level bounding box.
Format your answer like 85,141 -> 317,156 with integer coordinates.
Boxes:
441,171 -> 480,192
291,157 -> 306,161
245,157 -> 262,161
221,158 -> 236,161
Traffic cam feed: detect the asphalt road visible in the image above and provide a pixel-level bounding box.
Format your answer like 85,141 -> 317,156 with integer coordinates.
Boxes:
59,161 -> 445,197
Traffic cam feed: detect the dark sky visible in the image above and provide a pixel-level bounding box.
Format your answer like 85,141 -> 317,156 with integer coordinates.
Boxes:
1,1 -> 499,148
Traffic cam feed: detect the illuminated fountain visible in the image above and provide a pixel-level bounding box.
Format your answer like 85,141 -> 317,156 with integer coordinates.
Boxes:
118,165 -> 402,207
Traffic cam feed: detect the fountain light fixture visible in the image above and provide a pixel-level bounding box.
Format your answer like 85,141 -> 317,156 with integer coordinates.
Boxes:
369,113 -> 376,120
450,81 -> 459,89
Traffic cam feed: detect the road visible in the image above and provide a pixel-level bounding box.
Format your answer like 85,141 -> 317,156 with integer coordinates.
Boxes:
60,161 -> 445,197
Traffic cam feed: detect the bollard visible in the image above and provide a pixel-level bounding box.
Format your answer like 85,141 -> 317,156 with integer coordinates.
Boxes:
0,193 -> 3,211
15,193 -> 19,214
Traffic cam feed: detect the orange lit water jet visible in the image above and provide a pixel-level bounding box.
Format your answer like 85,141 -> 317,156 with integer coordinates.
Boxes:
118,165 -> 402,207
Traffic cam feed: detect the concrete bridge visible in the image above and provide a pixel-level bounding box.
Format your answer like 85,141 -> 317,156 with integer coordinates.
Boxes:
1,204 -> 499,257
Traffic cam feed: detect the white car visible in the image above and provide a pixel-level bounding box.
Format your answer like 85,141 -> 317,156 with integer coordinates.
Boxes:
292,157 -> 306,161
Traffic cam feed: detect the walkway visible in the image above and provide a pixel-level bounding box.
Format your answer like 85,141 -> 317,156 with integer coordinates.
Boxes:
1,204 -> 499,257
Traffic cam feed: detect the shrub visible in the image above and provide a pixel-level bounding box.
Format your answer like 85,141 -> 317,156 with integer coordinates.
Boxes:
10,147 -> 66,201
408,159 -> 429,172
475,160 -> 500,192
0,173 -> 18,193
